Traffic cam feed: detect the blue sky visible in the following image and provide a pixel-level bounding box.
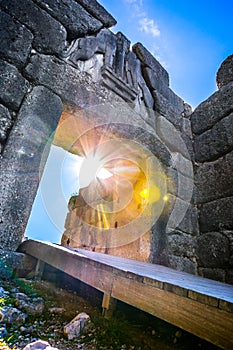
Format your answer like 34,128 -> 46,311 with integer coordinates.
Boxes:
99,0 -> 233,108
26,0 -> 233,243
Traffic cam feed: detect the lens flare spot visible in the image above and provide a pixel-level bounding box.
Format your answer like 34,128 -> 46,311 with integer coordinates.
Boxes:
139,188 -> 149,198
163,194 -> 169,202
139,185 -> 161,203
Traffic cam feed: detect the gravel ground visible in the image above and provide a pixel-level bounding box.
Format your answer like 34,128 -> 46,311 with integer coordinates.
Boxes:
0,277 -> 220,350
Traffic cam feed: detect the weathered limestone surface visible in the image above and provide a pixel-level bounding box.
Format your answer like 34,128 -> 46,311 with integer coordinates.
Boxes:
76,0 -> 116,27
0,0 -> 67,55
24,53 -> 110,107
0,86 -> 62,250
0,10 -> 33,68
199,197 -> 233,233
196,232 -> 230,268
191,81 -> 233,135
0,249 -> 35,279
194,112 -> 233,162
190,58 -> 233,283
133,42 -> 169,86
0,59 -> 29,110
33,0 -> 103,39
216,54 -> 233,89
168,255 -> 197,275
195,150 -> 233,203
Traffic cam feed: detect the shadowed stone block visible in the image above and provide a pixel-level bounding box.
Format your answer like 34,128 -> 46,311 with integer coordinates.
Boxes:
33,0 -> 103,40
0,0 -> 66,55
197,232 -> 230,268
199,197 -> 233,232
0,11 -> 33,68
0,59 -> 29,110
216,54 -> 233,89
168,233 -> 196,258
168,255 -> 197,274
0,249 -> 35,279
24,53 -> 106,106
133,42 -> 169,86
195,150 -> 233,203
198,267 -> 226,283
76,0 -> 117,27
191,82 -> 233,135
0,86 -> 62,250
194,112 -> 233,162
152,90 -> 183,130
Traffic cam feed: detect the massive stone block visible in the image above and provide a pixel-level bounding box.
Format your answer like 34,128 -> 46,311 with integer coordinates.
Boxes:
195,150 -> 233,203
76,0 -> 117,27
194,112 -> 233,162
152,90 -> 183,130
0,86 -> 62,250
199,197 -> 233,232
0,59 -> 29,110
191,81 -> 233,135
0,0 -> 67,55
33,0 -> 103,39
24,53 -> 107,107
196,232 -> 230,268
168,233 -> 196,258
0,10 -> 33,68
133,42 -> 169,87
216,54 -> 233,89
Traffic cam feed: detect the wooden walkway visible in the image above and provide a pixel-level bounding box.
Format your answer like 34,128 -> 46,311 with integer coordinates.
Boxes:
18,239 -> 233,349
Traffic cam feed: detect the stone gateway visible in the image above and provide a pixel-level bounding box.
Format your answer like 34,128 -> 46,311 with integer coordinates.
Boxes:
0,0 -> 232,285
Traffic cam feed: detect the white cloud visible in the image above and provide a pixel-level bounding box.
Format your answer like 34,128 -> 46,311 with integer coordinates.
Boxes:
139,17 -> 160,37
124,0 -> 160,38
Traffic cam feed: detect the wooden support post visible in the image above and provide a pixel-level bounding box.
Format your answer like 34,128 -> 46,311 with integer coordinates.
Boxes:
102,293 -> 117,319
34,259 -> 45,280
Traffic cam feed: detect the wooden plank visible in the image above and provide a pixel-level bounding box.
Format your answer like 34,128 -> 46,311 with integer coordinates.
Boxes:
18,240 -> 233,348
69,247 -> 233,304
19,240 -> 113,294
111,276 -> 233,350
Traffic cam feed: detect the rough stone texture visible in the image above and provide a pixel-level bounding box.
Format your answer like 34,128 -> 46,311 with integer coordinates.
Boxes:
0,86 -> 62,250
0,0 -> 67,55
24,53 -> 108,107
166,196 -> 198,235
153,90 -> 183,130
23,340 -> 59,350
33,0 -> 103,40
76,0 -> 116,27
0,104 -> 13,143
0,59 -> 29,110
198,267 -> 226,283
0,306 -> 26,325
64,312 -> 91,340
157,115 -> 190,158
0,250 -> 34,279
216,54 -> 233,89
0,10 -> 33,68
191,81 -> 233,135
133,42 -> 169,87
194,112 -> 233,162
168,233 -> 196,258
168,255 -> 197,274
196,232 -> 230,268
199,196 -> 233,233
195,151 -> 233,203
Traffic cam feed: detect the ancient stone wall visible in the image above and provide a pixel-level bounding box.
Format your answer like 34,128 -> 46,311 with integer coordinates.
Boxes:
0,0 -> 231,284
0,0 -> 116,254
191,55 -> 233,284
